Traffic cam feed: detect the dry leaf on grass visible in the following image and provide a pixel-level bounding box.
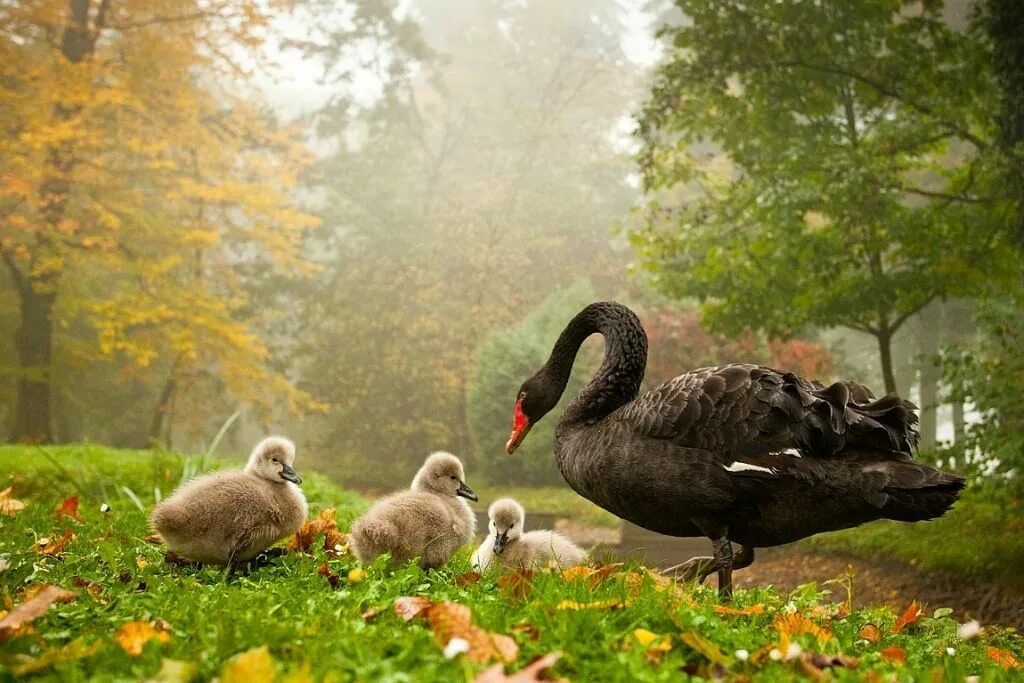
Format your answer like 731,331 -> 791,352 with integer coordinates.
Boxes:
714,604 -> 765,617
0,487 -> 26,517
31,530 -> 75,556
891,600 -> 922,635
986,646 -> 1022,670
218,645 -> 275,683
70,577 -> 108,605
880,646 -> 907,665
473,652 -> 567,683
0,584 -> 76,642
317,561 -> 340,589
147,657 -> 199,683
499,569 -> 534,600
6,637 -> 101,676
799,652 -> 859,679
456,571 -> 482,587
632,628 -> 673,664
116,621 -> 172,656
556,598 -> 628,611
561,562 -> 623,589
288,508 -> 347,556
680,631 -> 727,665
774,612 -> 833,652
55,495 -> 81,521
426,602 -> 518,664
857,623 -> 882,644
394,596 -> 433,621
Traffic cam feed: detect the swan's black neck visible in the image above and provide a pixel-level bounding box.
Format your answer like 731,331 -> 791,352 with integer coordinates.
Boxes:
545,301 -> 648,426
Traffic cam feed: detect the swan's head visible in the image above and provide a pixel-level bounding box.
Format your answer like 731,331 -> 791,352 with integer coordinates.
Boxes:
488,498 -> 524,555
505,372 -> 561,454
246,436 -> 302,485
411,451 -> 478,501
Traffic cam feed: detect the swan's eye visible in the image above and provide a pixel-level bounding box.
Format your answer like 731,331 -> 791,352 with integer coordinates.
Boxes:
518,391 -> 526,400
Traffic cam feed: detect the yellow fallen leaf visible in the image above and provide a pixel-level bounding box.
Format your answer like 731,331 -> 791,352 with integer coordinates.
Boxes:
116,621 -> 171,656
218,646 -> 275,683
347,568 -> 365,583
561,566 -> 596,582
680,630 -> 727,665
0,487 -> 26,517
714,603 -> 765,616
633,628 -> 672,657
136,557 -> 149,569
556,599 -> 629,611
146,657 -> 198,683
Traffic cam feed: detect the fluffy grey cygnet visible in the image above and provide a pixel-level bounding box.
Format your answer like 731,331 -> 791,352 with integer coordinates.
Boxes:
150,436 -> 307,564
472,498 -> 586,572
348,451 -> 477,569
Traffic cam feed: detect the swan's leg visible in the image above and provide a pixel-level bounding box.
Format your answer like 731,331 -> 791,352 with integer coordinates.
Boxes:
712,536 -> 734,600
666,543 -> 755,582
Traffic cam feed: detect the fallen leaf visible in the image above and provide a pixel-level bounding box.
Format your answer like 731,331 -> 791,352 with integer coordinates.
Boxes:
116,621 -> 171,656
555,598 -> 628,611
136,556 -> 149,569
347,568 -> 365,583
288,508 -> 347,556
680,630 -> 728,665
986,646 -> 1022,670
498,569 -> 534,600
857,623 -> 882,644
32,530 -> 75,556
799,652 -> 859,679
561,566 -> 596,582
55,495 -> 81,521
426,601 -> 518,664
633,628 -> 673,663
0,487 -> 26,516
6,637 -> 101,676
714,604 -> 765,616
589,562 -> 625,585
774,612 -> 833,652
880,646 -> 907,665
394,596 -> 433,621
361,607 -> 383,622
317,562 -> 340,589
218,645 -> 275,683
473,652 -> 567,683
891,601 -> 922,635
146,657 -> 199,683
0,584 -> 76,642
70,577 -> 108,605
456,571 -> 482,587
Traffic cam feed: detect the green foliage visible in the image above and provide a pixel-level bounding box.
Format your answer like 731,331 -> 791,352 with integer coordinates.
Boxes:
467,282 -> 600,486
631,0 -> 1015,393
1,445 -> 1023,681
942,298 -> 1024,483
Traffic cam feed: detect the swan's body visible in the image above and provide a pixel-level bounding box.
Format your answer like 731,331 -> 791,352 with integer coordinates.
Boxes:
506,302 -> 964,596
349,452 -> 477,569
151,437 -> 307,564
472,498 -> 586,572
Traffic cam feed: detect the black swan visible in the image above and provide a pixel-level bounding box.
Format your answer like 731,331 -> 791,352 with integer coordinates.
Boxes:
504,301 -> 965,598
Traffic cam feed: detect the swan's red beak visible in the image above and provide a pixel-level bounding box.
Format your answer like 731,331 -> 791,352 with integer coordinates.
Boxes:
505,399 -> 531,454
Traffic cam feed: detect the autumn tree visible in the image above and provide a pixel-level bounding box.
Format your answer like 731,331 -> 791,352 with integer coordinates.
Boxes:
632,0 -> 1016,396
0,0 -> 321,443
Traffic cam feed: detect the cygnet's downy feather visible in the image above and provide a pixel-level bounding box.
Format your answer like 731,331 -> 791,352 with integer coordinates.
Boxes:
472,498 -> 586,572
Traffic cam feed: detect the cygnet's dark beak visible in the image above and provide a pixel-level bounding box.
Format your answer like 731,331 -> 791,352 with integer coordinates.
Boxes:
493,530 -> 509,555
280,462 -> 302,484
456,480 -> 478,501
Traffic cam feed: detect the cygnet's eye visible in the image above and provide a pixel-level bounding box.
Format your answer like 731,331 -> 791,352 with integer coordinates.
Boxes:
272,457 -> 279,463
449,475 -> 457,480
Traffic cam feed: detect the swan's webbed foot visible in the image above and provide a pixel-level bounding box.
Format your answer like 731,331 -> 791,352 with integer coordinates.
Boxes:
665,544 -> 755,601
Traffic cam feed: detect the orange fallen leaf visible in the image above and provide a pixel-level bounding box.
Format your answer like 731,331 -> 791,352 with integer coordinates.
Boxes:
288,508 -> 347,556
55,495 -> 81,521
32,530 -> 75,556
774,613 -> 833,647
498,569 -> 533,600
986,646 -> 1022,670
116,620 -> 171,656
633,628 -> 673,664
561,566 -> 596,582
394,596 -> 433,621
0,584 -> 76,643
456,571 -> 482,587
891,600 -> 922,635
317,561 -> 340,589
473,652 -> 567,683
857,623 -> 882,644
880,646 -> 906,665
714,603 -> 765,616
0,487 -> 26,517
426,601 -> 518,664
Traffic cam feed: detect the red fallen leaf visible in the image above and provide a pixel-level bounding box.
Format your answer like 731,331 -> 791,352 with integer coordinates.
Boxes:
857,623 -> 882,644
474,652 -> 568,683
394,596 -> 433,621
55,495 -> 81,521
426,601 -> 518,664
456,571 -> 482,587
986,646 -> 1022,670
31,530 -> 75,556
317,561 -> 340,589
880,646 -> 907,665
498,569 -> 533,600
891,600 -> 922,635
0,585 -> 77,643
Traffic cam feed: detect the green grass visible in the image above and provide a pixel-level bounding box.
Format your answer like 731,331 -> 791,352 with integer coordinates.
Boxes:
470,484 -> 620,528
1,446 -> 1022,681
802,485 -> 1024,590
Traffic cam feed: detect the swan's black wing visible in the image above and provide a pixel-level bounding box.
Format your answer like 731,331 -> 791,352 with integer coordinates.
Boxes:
619,364 -> 918,460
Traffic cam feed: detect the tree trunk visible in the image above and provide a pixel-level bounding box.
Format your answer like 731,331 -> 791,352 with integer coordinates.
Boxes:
876,326 -> 897,395
952,400 -> 966,444
893,328 -> 915,402
149,371 -> 178,445
12,283 -> 57,442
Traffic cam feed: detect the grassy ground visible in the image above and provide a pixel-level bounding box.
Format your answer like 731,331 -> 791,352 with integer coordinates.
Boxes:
802,485 -> 1024,590
1,446 -> 1022,681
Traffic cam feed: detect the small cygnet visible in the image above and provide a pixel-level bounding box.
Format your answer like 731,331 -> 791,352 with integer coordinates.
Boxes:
349,451 -> 477,569
150,436 -> 308,564
472,498 -> 586,572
